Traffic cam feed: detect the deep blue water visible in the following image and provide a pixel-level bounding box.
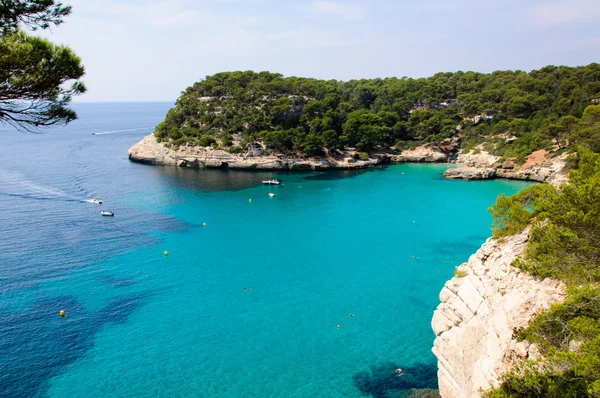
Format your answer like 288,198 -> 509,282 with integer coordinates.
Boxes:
0,103 -> 531,397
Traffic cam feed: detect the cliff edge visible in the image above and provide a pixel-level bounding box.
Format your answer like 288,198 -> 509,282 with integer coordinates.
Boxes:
431,230 -> 566,397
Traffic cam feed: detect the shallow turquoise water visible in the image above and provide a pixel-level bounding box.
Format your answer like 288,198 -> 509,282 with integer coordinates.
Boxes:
0,104 -> 531,397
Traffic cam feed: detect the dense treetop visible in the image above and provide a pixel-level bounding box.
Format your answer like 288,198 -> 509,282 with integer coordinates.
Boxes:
156,65 -> 600,159
0,0 -> 71,33
0,0 -> 85,132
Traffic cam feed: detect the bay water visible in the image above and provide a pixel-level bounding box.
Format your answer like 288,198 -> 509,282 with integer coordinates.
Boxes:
0,103 -> 530,397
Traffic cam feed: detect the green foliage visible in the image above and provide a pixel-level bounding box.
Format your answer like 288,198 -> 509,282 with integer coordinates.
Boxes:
490,149 -> 600,283
520,149 -> 600,284
0,2 -> 85,131
219,132 -> 233,147
197,135 -> 216,147
489,285 -> 600,398
154,64 -> 600,156
454,269 -> 468,278
486,362 -> 595,398
489,184 -> 556,238
515,285 -> 600,350
228,145 -> 243,154
488,149 -> 600,397
571,105 -> 600,152
357,152 -> 370,161
0,0 -> 71,33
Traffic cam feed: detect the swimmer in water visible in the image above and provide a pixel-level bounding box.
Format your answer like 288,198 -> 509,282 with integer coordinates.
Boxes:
336,323 -> 341,330
349,313 -> 355,317
395,368 -> 404,377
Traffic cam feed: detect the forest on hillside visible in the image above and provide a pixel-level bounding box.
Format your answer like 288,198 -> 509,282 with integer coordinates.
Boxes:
155,64 -> 600,161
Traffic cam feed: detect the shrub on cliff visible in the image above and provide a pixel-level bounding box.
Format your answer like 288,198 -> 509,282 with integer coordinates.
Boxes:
487,149 -> 600,397
496,149 -> 600,284
488,285 -> 600,398
489,184 -> 556,238
197,135 -> 216,147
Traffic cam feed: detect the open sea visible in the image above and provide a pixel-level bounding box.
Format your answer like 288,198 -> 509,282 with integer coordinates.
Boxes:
0,103 -> 531,397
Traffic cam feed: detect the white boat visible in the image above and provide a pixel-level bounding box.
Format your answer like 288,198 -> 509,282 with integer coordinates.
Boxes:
262,179 -> 280,185
91,198 -> 102,204
269,192 -> 276,197
101,211 -> 114,217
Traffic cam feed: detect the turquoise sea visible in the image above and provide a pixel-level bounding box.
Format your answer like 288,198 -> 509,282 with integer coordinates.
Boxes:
0,103 -> 531,397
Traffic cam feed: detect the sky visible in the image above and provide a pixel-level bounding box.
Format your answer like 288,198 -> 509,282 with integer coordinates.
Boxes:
38,0 -> 600,102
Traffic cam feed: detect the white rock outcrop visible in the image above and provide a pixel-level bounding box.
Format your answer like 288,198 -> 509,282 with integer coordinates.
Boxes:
432,230 -> 566,398
128,135 -> 381,170
443,167 -> 497,180
127,135 -> 450,171
444,150 -> 569,186
392,146 -> 449,162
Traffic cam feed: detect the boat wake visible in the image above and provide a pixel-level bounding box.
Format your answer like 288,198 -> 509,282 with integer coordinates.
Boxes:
0,170 -> 96,203
91,126 -> 153,135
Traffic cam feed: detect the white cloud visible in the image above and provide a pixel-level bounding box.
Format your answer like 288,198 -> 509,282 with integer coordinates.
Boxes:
303,1 -> 366,21
531,0 -> 600,27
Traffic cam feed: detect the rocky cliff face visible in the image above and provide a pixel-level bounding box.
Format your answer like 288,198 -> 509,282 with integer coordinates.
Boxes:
127,134 -> 448,170
443,150 -> 569,185
431,231 -> 566,397
390,147 -> 449,163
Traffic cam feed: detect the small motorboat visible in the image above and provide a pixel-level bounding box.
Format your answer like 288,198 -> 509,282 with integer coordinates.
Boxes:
101,211 -> 114,217
269,192 -> 276,197
262,179 -> 281,185
90,198 -> 102,204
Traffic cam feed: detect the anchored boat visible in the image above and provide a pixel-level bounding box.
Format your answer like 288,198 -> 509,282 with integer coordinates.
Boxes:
101,211 -> 114,217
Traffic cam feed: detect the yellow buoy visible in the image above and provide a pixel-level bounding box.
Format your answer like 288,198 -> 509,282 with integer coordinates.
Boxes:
164,251 -> 169,256
249,199 -> 252,203
59,310 -> 65,317
203,223 -> 206,227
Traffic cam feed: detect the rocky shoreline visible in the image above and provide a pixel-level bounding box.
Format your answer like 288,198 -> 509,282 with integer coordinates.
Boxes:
128,135 -> 568,185
443,149 -> 568,186
432,230 -> 566,397
127,134 -> 449,171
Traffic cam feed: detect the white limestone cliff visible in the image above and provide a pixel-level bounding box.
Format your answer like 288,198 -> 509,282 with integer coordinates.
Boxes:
431,230 -> 566,397
443,150 -> 569,185
127,134 -> 449,170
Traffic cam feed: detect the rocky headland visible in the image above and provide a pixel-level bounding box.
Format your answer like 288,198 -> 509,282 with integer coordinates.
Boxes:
129,135 -> 568,186
127,134 -> 449,171
432,230 -> 566,397
443,149 -> 568,186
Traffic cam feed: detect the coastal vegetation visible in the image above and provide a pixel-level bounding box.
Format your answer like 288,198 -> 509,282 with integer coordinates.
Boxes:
156,65 -> 600,160
453,269 -> 468,278
0,1 -> 85,131
487,147 -> 600,397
